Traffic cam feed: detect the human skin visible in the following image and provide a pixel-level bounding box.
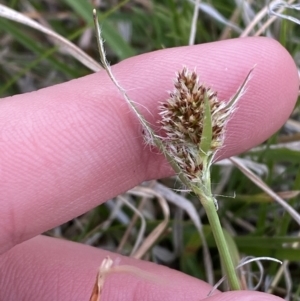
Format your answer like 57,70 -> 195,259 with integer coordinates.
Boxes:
0,37 -> 298,300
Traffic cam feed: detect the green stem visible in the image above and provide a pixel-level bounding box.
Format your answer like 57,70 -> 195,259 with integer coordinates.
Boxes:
193,185 -> 240,291
157,136 -> 240,289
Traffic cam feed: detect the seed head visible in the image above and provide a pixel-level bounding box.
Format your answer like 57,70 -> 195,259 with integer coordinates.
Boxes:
159,67 -> 234,181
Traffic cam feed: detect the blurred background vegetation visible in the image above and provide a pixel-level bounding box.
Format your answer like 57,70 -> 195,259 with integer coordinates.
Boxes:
1,0 -> 300,299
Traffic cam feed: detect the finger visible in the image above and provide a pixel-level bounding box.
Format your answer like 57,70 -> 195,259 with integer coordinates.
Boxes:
0,235 -> 215,301
0,236 -> 285,301
0,38 -> 298,253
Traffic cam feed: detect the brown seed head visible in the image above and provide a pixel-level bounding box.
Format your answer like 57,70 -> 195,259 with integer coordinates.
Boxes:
159,67 -> 233,181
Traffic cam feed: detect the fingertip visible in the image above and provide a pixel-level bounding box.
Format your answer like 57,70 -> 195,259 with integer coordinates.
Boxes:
219,37 -> 298,158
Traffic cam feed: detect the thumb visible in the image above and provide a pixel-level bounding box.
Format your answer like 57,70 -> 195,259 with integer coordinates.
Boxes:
0,235 -> 285,301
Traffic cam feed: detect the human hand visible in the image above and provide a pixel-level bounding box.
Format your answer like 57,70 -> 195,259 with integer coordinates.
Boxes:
0,37 -> 298,300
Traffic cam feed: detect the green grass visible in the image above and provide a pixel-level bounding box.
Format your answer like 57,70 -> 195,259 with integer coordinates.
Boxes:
1,0 -> 300,299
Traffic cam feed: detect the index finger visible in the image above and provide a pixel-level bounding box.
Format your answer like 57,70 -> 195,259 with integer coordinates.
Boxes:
0,37 -> 298,253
